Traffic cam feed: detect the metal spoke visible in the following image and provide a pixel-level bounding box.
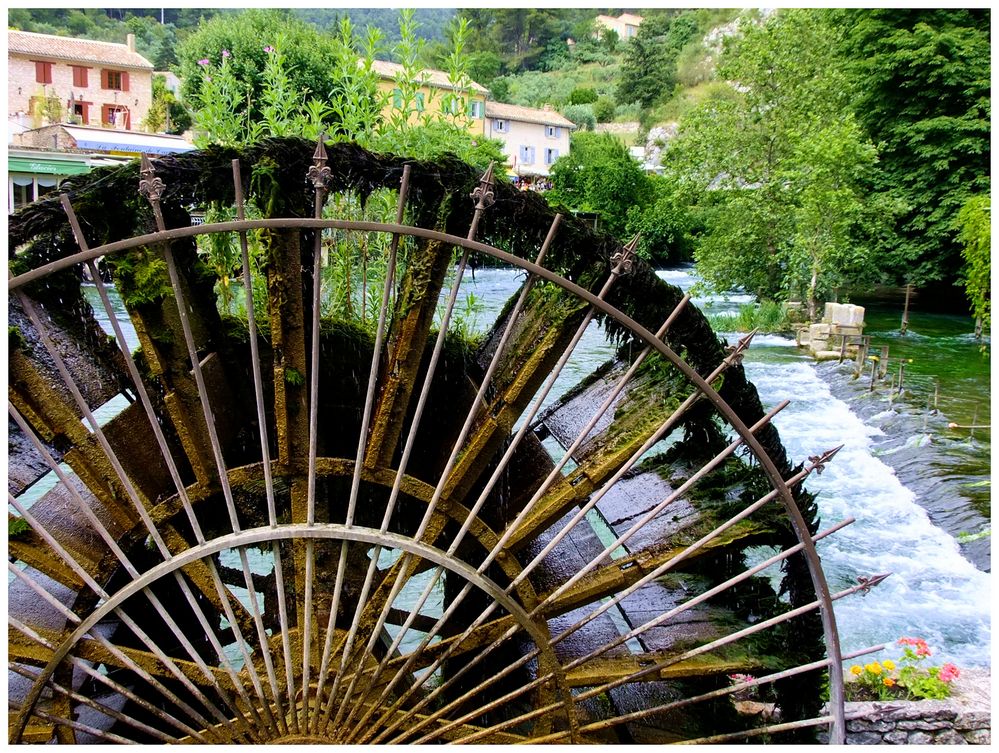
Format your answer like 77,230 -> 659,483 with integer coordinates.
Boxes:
9,144 -> 865,744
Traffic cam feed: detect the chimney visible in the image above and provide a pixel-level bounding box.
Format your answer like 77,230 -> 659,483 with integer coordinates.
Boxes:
542,103 -> 553,112
126,33 -> 136,52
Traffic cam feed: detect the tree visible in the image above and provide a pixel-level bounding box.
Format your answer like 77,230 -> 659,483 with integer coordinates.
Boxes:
144,74 -> 191,134
617,11 -> 698,108
662,10 -> 885,317
956,194 -> 990,335
547,132 -> 651,238
562,104 -> 596,131
625,174 -> 695,266
832,9 -> 990,290
178,9 -> 339,118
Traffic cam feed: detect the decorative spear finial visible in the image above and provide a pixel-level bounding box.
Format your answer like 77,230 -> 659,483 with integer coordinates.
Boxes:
807,444 -> 844,476
724,329 -> 757,366
308,134 -> 332,194
611,233 -> 640,277
138,153 -> 165,204
856,572 -> 891,595
470,162 -> 496,211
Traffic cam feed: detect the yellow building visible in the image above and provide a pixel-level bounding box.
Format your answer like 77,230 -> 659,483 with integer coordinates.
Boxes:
371,60 -> 488,136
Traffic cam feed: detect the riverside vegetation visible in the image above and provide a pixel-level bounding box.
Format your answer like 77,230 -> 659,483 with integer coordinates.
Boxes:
8,8 -> 990,334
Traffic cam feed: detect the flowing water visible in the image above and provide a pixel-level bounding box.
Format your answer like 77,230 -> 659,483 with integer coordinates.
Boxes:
458,266 -> 991,669
25,274 -> 986,670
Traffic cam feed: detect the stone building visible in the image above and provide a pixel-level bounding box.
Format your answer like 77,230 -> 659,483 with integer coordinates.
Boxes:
8,30 -> 154,131
483,101 -> 574,184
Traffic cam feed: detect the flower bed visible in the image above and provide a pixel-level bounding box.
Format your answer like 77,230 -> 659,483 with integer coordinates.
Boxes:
846,638 -> 962,702
818,636 -> 990,746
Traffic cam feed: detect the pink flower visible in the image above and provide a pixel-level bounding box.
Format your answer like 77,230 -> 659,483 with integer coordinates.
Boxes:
221,49 -> 231,58
264,45 -> 274,53
898,637 -> 931,657
198,59 -> 210,66
939,664 -> 960,683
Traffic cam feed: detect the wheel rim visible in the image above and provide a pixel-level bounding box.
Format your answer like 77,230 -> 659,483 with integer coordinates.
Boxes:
8,140 -> 882,744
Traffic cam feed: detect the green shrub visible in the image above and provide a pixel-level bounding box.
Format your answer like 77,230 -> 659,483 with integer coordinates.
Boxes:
707,300 -> 790,333
614,101 -> 642,122
569,86 -> 598,105
562,104 -> 596,131
593,96 -> 617,123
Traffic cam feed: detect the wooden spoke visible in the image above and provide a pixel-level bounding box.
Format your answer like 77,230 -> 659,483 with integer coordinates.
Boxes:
8,141 -> 864,744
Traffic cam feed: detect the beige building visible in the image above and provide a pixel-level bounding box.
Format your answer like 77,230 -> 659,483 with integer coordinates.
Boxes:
371,60 -> 488,137
484,101 -> 574,180
594,13 -> 644,40
8,30 -> 154,131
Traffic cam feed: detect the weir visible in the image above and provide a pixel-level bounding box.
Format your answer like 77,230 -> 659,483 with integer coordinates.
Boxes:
8,139 -> 881,744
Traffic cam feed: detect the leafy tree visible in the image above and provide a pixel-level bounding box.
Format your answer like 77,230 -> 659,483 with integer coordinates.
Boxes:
562,104 -> 596,131
625,174 -> 695,266
832,9 -> 991,289
663,10 -> 885,317
617,11 -> 699,108
457,9 -> 581,72
956,194 -> 990,333
464,51 -> 505,88
593,96 -> 617,123
144,74 -> 191,134
547,132 -> 651,238
178,9 -> 339,118
568,87 -> 598,105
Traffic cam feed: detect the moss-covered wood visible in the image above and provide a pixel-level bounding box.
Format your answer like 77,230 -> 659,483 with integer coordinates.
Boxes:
7,138 -> 827,742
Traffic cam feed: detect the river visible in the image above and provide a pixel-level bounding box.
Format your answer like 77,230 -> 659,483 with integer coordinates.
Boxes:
64,271 -> 991,670
456,266 -> 991,669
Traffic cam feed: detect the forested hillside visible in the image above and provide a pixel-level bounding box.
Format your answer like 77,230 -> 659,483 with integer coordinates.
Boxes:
7,7 -> 990,318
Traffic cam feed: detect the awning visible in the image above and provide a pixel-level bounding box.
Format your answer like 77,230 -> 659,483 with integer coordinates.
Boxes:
9,156 -> 92,175
62,126 -> 195,156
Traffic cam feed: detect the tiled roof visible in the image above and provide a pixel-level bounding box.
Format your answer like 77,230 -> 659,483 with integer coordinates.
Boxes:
485,101 -> 575,129
371,59 -> 488,95
8,30 -> 153,69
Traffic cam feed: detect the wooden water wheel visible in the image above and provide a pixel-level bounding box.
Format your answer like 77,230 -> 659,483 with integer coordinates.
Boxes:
8,139 -> 885,744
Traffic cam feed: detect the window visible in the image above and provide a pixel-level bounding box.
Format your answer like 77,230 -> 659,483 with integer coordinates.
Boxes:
392,88 -> 403,109
467,100 -> 483,119
102,104 -> 130,129
9,175 -> 60,214
72,66 -> 89,88
544,148 -> 559,165
11,176 -> 33,213
70,101 -> 90,125
494,119 -> 508,133
33,61 -> 53,84
101,69 -> 129,91
415,92 -> 425,112
519,145 -> 536,165
545,125 -> 561,139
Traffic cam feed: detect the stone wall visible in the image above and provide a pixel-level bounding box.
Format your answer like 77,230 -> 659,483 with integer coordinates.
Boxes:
818,669 -> 991,745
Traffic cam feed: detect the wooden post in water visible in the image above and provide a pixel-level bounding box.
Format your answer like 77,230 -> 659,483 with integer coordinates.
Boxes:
879,345 -> 890,379
855,337 -> 868,377
838,333 -> 848,363
897,362 -> 906,393
900,283 -> 912,335
933,382 -> 939,413
870,358 -> 878,391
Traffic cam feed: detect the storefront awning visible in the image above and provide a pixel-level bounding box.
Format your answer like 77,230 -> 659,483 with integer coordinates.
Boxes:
9,156 -> 92,175
63,126 -> 195,156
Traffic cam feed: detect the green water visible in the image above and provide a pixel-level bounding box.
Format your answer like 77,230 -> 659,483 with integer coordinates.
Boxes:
861,306 -> 990,429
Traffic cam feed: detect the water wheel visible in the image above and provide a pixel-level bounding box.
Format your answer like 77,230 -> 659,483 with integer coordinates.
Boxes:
8,139 -> 884,744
